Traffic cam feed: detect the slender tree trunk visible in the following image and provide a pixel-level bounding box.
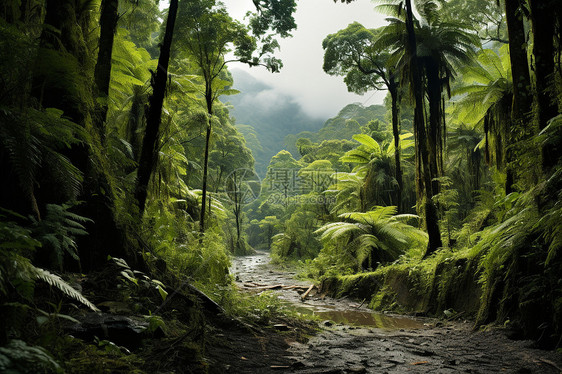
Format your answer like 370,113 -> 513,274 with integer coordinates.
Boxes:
404,0 -> 442,257
134,0 -> 179,216
440,96 -> 446,176
529,0 -> 558,171
126,87 -> 144,163
199,100 -> 213,233
93,0 -> 119,141
389,85 -> 403,213
19,0 -> 28,23
235,209 -> 241,244
425,60 -> 442,196
233,172 -> 242,244
504,0 -> 532,193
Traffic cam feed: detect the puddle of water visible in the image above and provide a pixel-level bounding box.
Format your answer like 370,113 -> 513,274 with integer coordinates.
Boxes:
232,253 -> 425,329
292,305 -> 424,329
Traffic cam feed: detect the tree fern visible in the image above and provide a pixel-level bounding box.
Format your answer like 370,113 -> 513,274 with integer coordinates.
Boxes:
30,203 -> 91,271
450,46 -> 512,169
315,206 -> 427,270
352,134 -> 383,155
327,171 -> 364,214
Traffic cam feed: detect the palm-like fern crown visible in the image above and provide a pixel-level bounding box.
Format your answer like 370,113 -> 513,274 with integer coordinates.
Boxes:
373,0 -> 478,96
451,46 -> 512,125
315,206 -> 427,268
450,46 -> 513,167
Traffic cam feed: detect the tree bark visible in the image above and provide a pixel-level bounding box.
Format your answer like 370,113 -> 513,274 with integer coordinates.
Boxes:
425,59 -> 442,196
528,0 -> 558,171
93,0 -> 119,141
135,0 -> 179,216
389,84 -> 403,213
199,82 -> 215,234
504,0 -> 532,193
199,111 -> 212,233
404,0 -> 442,257
233,173 -> 242,249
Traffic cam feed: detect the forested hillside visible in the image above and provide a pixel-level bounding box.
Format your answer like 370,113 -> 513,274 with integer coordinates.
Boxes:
284,103 -> 388,156
0,0 -> 561,372
225,69 -> 325,176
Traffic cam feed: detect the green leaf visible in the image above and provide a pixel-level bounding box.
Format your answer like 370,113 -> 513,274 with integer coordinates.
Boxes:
352,134 -> 381,154
120,270 -> 138,286
157,285 -> 168,301
32,268 -> 99,312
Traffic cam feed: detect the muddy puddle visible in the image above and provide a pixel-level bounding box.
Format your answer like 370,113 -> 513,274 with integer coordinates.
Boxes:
231,251 -> 424,329
293,306 -> 423,329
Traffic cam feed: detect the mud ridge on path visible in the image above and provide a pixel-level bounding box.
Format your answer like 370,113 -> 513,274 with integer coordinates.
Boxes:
226,251 -> 562,374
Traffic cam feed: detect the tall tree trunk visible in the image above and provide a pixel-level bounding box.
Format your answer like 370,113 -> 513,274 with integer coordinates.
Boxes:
134,0 -> 179,216
504,0 -> 532,193
19,0 -> 28,23
199,90 -> 213,233
389,84 -> 403,213
404,0 -> 442,257
93,0 -> 119,141
425,59 -> 442,196
529,0 -> 559,171
233,172 -> 242,248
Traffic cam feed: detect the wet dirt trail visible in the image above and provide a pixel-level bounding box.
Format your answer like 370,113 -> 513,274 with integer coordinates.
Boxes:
231,251 -> 562,374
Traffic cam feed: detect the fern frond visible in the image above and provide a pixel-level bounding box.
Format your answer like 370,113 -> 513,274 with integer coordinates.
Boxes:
32,268 -> 99,311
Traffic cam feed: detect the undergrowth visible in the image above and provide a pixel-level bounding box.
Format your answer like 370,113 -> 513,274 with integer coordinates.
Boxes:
311,166 -> 562,346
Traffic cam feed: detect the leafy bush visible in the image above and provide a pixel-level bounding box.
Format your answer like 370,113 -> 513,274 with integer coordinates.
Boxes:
0,209 -> 99,334
0,339 -> 62,374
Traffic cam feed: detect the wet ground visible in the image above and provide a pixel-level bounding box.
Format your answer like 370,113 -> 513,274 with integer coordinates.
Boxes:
229,251 -> 562,374
231,252 -> 424,329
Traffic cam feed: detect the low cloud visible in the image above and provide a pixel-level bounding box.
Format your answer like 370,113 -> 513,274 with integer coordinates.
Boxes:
223,0 -> 389,119
239,89 -> 291,112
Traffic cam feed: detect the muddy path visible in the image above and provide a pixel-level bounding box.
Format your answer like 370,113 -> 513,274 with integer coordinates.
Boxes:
230,251 -> 562,374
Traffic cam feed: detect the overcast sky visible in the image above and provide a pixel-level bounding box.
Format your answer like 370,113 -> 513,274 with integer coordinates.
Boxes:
221,0 -> 389,119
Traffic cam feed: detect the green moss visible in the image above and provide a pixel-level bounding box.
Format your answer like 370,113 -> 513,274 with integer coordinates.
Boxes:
63,340 -> 145,374
320,247 -> 483,318
369,286 -> 400,311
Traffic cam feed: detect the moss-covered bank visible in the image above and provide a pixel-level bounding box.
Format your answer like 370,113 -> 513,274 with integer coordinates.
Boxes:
320,250 -> 481,317
319,245 -> 561,347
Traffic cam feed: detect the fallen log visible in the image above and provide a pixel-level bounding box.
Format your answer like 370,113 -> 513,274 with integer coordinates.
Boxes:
242,284 -> 286,290
186,282 -> 225,315
285,285 -> 311,292
301,284 -> 315,301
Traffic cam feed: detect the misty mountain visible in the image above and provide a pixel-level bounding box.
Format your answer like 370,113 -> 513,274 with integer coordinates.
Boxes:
223,68 -> 326,176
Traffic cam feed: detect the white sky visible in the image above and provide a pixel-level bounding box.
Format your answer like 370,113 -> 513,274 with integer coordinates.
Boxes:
159,0 -> 390,119
222,0 -> 388,119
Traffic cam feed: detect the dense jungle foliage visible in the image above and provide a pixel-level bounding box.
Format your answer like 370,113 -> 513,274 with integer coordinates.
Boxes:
0,0 -> 561,371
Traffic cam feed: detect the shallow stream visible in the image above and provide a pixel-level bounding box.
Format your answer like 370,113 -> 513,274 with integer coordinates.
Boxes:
231,251 -> 424,329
